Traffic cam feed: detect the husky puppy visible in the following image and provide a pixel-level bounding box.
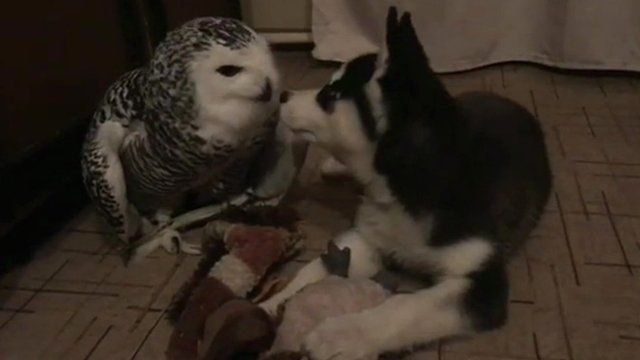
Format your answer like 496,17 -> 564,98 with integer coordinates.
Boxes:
262,7 -> 552,359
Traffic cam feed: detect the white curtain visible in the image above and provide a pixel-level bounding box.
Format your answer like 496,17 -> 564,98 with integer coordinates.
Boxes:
311,0 -> 640,73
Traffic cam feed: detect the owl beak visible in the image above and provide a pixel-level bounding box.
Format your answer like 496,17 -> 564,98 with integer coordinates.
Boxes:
256,79 -> 273,102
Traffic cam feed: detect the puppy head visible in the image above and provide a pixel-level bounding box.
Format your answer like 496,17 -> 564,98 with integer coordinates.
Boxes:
280,54 -> 383,162
279,7 -> 436,168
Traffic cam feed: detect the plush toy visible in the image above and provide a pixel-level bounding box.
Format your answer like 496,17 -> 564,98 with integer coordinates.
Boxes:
166,205 -> 302,360
263,243 -> 396,360
167,207 -> 407,360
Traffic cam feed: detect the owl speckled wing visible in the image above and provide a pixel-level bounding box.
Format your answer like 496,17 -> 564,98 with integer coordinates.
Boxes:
81,70 -> 146,242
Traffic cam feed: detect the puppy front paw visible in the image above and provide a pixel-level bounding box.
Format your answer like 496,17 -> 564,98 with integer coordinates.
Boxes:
259,296 -> 286,318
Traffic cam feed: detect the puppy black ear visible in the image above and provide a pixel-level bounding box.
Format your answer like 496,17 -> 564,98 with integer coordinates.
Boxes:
394,12 -> 431,79
379,8 -> 445,110
385,6 -> 399,47
399,11 -> 412,28
398,12 -> 424,58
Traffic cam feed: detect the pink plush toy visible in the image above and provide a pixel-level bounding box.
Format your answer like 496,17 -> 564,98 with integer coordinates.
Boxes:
264,243 -> 398,360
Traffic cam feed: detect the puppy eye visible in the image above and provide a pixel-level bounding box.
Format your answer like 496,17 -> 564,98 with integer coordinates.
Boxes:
216,65 -> 243,77
316,87 -> 341,112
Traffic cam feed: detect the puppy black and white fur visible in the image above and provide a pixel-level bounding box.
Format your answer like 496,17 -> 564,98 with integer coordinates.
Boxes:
261,7 -> 552,360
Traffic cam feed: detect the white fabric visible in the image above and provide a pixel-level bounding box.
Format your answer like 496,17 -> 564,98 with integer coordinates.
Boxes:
208,255 -> 257,296
311,0 -> 640,73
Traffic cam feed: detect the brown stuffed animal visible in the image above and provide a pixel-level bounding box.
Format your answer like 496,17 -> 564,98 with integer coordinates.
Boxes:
166,206 -> 303,360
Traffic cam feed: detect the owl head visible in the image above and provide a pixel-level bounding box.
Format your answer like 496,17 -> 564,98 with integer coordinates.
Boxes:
144,17 -> 280,135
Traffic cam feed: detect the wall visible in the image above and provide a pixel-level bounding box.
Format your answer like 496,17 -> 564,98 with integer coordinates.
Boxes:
240,0 -> 312,43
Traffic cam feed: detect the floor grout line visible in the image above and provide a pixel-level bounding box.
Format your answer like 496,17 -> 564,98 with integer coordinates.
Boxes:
601,191 -> 634,275
618,334 -> 640,341
3,286 -> 119,298
72,316 -> 98,347
83,325 -> 112,360
129,309 -> 167,360
581,107 -> 596,137
584,261 -> 640,269
530,90 -> 539,118
533,332 -> 542,360
550,265 -> 575,360
0,259 -> 70,329
33,260 -> 118,359
573,173 -> 590,221
554,193 -> 581,286
129,255 -> 184,332
553,127 -> 567,157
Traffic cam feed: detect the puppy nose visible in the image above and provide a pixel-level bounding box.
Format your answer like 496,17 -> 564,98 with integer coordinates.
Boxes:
279,91 -> 290,104
257,79 -> 272,102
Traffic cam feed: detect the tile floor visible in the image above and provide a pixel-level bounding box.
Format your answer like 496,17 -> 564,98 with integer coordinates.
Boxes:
1,52 -> 640,360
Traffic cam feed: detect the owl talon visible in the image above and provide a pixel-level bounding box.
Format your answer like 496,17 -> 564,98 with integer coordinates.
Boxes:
178,242 -> 202,255
245,189 -> 284,207
157,230 -> 201,255
129,228 -> 201,262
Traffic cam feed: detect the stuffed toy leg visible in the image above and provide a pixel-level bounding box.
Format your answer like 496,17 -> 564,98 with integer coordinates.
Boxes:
167,207 -> 303,360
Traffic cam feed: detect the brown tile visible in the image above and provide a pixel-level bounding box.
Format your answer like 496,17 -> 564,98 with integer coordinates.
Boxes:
0,250 -> 70,288
0,289 -> 34,311
26,291 -> 90,312
64,207 -> 111,234
442,354 -> 540,360
541,113 -> 587,127
598,77 -> 637,95
80,311 -> 165,359
40,310 -> 99,359
565,214 -> 625,266
53,253 -> 120,284
444,303 -> 536,359
527,262 -> 570,359
478,66 -> 504,92
50,230 -> 110,254
615,178 -> 640,215
0,310 -> 75,359
554,172 -> 589,214
507,252 -> 534,303
555,126 -> 606,162
60,316 -> 118,359
491,87 -> 536,114
441,72 -> 485,94
502,65 -> 554,90
128,316 -> 174,359
150,255 -> 200,310
93,283 -> 153,310
105,252 -> 178,287
537,100 -> 585,117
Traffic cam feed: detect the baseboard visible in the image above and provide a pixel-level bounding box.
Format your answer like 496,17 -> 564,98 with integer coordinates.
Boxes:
0,118 -> 90,275
261,31 -> 312,44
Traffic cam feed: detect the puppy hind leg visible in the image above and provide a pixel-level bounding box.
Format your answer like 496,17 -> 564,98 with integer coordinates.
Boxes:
303,261 -> 509,359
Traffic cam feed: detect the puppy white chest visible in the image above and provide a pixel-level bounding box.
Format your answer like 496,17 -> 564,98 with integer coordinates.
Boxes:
354,199 -> 433,265
354,198 -> 493,276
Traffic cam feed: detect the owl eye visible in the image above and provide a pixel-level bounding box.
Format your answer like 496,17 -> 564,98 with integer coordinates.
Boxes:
216,65 -> 243,77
